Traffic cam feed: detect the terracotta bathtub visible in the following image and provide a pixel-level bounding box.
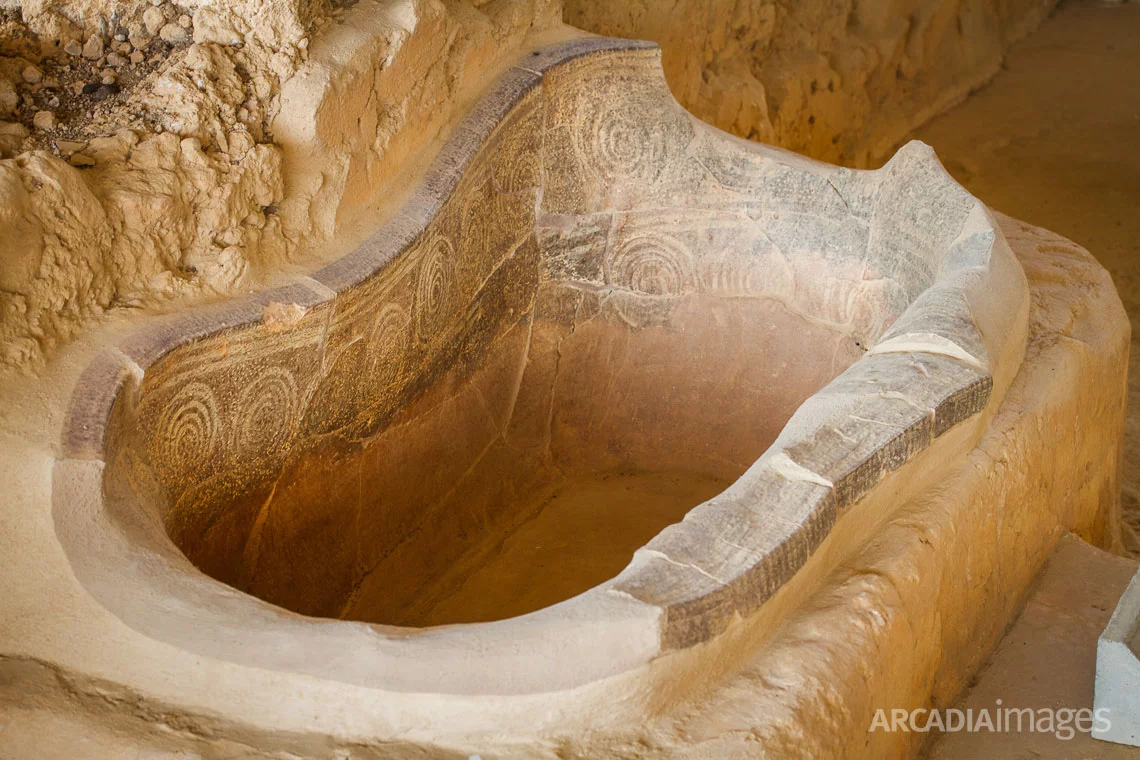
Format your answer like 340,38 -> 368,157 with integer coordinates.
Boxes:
54,36 -> 1027,722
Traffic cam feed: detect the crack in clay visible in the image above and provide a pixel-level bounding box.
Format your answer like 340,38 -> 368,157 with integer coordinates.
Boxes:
714,535 -> 765,561
338,432 -> 503,618
877,389 -> 936,418
768,451 -> 834,488
870,333 -> 987,371
542,291 -> 585,475
847,414 -> 901,430
498,305 -> 537,437
642,549 -> 728,586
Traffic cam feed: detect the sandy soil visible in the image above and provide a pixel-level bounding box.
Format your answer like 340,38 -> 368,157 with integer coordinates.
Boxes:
906,0 -> 1140,548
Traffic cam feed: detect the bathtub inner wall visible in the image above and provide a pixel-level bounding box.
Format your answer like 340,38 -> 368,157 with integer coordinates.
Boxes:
122,283 -> 863,626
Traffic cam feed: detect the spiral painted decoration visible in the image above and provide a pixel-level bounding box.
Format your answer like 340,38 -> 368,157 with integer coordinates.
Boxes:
414,235 -> 455,339
234,366 -> 299,454
159,382 -> 221,465
366,302 -> 411,385
571,78 -> 692,183
606,231 -> 696,296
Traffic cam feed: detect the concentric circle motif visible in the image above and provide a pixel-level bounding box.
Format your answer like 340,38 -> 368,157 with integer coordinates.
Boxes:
495,152 -> 540,196
414,236 -> 455,339
492,111 -> 541,193
159,382 -> 221,465
462,182 -> 530,263
365,302 -> 411,387
607,232 -> 696,296
233,366 -> 299,454
572,82 -> 692,183
461,188 -> 495,262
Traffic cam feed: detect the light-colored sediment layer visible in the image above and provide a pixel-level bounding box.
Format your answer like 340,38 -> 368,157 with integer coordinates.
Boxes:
0,210 -> 1125,758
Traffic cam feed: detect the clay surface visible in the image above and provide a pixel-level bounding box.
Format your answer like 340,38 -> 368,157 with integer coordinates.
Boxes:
565,0 -> 1055,167
0,199 -> 1124,760
0,0 -> 562,369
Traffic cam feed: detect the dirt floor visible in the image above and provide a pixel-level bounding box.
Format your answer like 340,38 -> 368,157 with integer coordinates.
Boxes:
906,0 -> 1140,546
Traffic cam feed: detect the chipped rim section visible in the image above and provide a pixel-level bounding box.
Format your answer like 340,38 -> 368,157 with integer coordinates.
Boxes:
51,36 -> 1028,696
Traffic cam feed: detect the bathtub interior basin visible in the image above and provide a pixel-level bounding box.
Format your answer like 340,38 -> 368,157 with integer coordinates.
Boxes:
58,37 -> 1027,692
147,284 -> 865,625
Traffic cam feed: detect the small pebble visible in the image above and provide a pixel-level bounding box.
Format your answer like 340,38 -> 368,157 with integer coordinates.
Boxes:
114,33 -> 127,42
116,41 -> 131,55
33,110 -> 55,131
21,65 -> 42,84
82,35 -> 104,60
56,140 -> 87,155
101,70 -> 117,85
177,14 -> 192,28
47,96 -> 60,108
64,40 -> 82,57
106,53 -> 126,67
93,83 -> 120,101
159,22 -> 190,45
143,7 -> 165,36
130,51 -> 145,65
